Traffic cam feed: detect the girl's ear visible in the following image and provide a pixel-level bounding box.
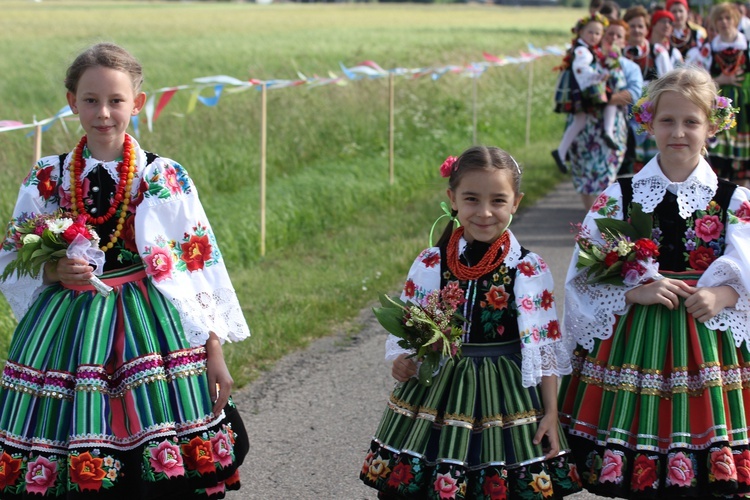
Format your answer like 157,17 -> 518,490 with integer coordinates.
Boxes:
132,92 -> 146,116
511,193 -> 525,214
447,188 -> 458,212
708,122 -> 720,138
66,91 -> 78,114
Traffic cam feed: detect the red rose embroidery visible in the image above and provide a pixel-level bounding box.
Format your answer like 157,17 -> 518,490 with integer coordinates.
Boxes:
631,454 -> 657,491
710,447 -> 736,482
36,167 -> 57,200
181,437 -> 215,475
485,285 -> 510,310
482,471 -> 508,500
180,234 -> 212,272
0,452 -> 22,490
736,450 -> 750,486
666,452 -> 694,487
386,462 -> 414,489
688,246 -> 716,271
69,452 -> 106,492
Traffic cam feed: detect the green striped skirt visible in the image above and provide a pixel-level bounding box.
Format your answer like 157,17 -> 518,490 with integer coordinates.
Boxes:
0,267 -> 248,499
361,341 -> 582,499
559,271 -> 750,498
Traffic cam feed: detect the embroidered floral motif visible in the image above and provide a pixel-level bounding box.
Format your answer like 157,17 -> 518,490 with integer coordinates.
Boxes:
404,279 -> 416,299
145,439 -> 185,480
421,250 -> 440,268
528,469 -> 554,498
481,470 -> 508,499
709,447 -> 736,482
517,290 -> 555,313
734,201 -> 750,223
143,245 -> 175,282
387,462 -> 414,489
590,193 -> 620,217
0,451 -> 23,492
631,453 -> 658,491
365,454 -> 390,483
25,455 -> 61,496
143,161 -> 192,200
677,200 -> 738,271
735,449 -> 750,486
142,222 -> 222,280
68,450 -> 120,492
433,471 -> 460,499
181,436 -> 215,476
599,449 -> 624,484
665,451 -> 695,487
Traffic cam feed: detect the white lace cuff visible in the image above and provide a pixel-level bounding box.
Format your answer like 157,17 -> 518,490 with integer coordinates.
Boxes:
170,287 -> 250,347
564,271 -> 632,351
521,341 -> 573,388
0,275 -> 46,321
385,334 -> 412,363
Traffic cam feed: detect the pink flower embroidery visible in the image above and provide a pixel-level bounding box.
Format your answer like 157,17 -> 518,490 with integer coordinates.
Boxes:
149,440 -> 185,478
735,201 -> 750,222
210,431 -> 234,467
144,246 -> 174,282
163,166 -> 182,195
25,456 -> 58,495
666,452 -> 694,487
599,449 -> 623,484
433,472 -> 459,499
711,447 -> 736,482
591,194 -> 609,212
694,215 -> 723,242
519,296 -> 535,312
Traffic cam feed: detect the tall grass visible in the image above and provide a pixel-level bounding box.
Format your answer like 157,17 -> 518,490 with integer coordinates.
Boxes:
0,1 -> 581,385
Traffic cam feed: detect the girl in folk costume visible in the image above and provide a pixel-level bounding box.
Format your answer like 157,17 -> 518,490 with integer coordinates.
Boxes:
559,67 -> 750,498
553,14 -> 621,174
705,2 -> 750,185
668,0 -> 707,60
0,43 -> 250,499
360,147 -> 580,499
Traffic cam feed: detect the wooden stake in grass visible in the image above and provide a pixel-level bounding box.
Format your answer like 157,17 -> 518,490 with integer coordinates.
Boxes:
389,72 -> 395,185
472,75 -> 478,145
33,124 -> 42,163
260,82 -> 267,257
526,60 -> 533,147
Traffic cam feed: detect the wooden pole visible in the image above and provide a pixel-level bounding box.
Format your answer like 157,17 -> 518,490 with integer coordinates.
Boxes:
260,82 -> 267,257
525,60 -> 534,147
33,124 -> 42,163
472,76 -> 478,145
389,73 -> 395,185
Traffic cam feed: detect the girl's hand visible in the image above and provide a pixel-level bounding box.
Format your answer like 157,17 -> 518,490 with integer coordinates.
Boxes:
533,412 -> 561,460
625,278 -> 695,309
205,332 -> 233,417
685,285 -> 739,323
392,353 -> 417,382
44,257 -> 93,285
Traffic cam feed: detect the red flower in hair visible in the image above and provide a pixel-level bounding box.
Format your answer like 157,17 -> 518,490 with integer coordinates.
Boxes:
440,156 -> 457,178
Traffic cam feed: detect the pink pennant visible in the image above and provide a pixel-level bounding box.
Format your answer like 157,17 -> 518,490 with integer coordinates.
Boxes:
482,52 -> 503,63
355,60 -> 386,72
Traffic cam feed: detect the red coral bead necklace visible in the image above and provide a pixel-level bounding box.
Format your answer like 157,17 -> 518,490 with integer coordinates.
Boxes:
69,135 -> 137,252
446,227 -> 511,281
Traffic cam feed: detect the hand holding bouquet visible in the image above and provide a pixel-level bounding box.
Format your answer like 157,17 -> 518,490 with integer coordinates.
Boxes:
373,281 -> 467,386
575,203 -> 661,287
2,210 -> 112,296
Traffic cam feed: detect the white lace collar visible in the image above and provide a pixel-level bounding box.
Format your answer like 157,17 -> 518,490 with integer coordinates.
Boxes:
711,32 -> 748,51
632,155 -> 718,218
457,230 -> 523,270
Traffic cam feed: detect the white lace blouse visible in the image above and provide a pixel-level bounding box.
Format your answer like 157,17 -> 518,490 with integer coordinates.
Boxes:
564,156 -> 750,351
385,230 -> 573,388
0,135 -> 250,347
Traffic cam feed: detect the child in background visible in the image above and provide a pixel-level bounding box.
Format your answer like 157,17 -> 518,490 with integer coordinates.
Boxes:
0,43 -> 250,498
559,67 -> 750,498
361,146 -> 580,499
554,14 -> 621,174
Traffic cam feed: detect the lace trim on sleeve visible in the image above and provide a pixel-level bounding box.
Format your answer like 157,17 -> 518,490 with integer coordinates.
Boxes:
521,341 -> 574,388
564,271 -> 631,351
700,259 -> 750,347
0,275 -> 45,321
169,287 -> 251,347
385,334 -> 412,363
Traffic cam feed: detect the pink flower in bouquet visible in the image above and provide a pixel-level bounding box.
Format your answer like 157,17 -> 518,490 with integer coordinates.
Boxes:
694,215 -> 723,242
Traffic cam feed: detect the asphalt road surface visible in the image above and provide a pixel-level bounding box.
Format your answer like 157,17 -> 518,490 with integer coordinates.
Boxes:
227,181 -> 605,499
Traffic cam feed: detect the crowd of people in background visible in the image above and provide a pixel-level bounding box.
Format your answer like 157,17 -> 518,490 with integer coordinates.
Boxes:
553,0 -> 750,209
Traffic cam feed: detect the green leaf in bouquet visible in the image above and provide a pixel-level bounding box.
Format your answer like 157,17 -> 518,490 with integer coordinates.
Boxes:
595,218 -> 639,241
372,306 -> 407,337
418,354 -> 439,387
629,203 -> 653,239
31,248 -> 53,261
378,294 -> 405,309
50,249 -> 67,259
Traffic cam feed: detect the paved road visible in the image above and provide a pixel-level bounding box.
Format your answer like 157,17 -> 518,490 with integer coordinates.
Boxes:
227,181 -> 605,499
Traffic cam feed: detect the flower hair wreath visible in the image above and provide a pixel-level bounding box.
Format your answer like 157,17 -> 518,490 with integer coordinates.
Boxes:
631,92 -> 739,135
572,12 -> 609,35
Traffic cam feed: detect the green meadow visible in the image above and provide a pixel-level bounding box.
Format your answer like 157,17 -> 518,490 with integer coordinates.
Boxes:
0,1 -> 582,386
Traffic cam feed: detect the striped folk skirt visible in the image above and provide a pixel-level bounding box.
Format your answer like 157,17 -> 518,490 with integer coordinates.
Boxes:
559,272 -> 750,498
0,267 -> 249,499
361,342 -> 582,499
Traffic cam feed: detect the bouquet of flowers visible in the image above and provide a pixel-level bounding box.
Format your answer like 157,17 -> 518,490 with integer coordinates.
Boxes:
1,210 -> 112,296
575,203 -> 662,287
373,281 -> 467,386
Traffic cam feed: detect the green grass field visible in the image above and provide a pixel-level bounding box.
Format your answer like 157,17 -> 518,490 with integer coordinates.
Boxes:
0,1 -> 582,386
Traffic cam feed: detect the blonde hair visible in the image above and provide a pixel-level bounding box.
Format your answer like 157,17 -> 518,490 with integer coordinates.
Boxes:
709,2 -> 741,27
646,66 -> 719,154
